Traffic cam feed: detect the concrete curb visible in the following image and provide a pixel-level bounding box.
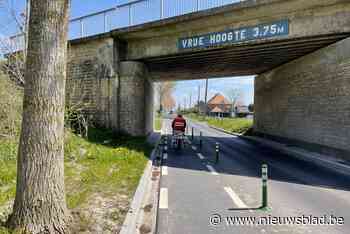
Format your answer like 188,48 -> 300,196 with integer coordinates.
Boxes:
119,158 -> 152,234
206,124 -> 350,178
119,141 -> 161,234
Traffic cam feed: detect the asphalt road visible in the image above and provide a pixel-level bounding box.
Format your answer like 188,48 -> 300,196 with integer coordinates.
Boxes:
156,118 -> 350,234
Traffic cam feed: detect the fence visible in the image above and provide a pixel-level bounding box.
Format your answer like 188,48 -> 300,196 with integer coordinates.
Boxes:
7,0 -> 245,51
69,0 -> 244,39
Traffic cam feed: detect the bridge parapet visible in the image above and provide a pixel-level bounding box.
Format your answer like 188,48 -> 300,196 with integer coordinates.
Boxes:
69,0 -> 245,39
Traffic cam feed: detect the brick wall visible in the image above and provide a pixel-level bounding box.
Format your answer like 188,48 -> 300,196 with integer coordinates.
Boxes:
66,38 -> 154,136
255,37 -> 350,153
66,38 -> 116,129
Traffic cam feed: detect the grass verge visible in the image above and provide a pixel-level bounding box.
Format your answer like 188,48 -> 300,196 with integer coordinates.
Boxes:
0,128 -> 152,233
187,113 -> 253,134
154,117 -> 162,131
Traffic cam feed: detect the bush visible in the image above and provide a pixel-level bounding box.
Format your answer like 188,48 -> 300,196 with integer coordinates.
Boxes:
65,107 -> 89,138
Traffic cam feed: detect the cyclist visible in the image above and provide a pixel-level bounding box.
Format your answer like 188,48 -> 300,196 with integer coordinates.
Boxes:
171,114 -> 187,133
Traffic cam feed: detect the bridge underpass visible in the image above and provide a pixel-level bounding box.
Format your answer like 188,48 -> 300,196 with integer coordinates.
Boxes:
144,34 -> 349,80
66,0 -> 350,154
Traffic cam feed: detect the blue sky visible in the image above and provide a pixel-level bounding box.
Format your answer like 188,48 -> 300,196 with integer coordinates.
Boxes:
1,0 -> 255,104
0,0 -> 118,36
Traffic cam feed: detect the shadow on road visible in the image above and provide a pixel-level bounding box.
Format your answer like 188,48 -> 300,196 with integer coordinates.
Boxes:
163,132 -> 350,192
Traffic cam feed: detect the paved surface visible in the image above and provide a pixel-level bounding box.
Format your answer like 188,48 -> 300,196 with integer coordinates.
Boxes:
156,118 -> 350,234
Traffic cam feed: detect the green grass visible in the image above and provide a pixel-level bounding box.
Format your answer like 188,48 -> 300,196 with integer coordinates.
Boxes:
64,128 -> 152,209
0,128 -> 152,231
0,140 -> 17,210
154,117 -> 162,131
187,113 -> 253,134
0,139 -> 18,234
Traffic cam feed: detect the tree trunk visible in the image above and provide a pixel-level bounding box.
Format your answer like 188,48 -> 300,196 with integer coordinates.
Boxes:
8,0 -> 70,233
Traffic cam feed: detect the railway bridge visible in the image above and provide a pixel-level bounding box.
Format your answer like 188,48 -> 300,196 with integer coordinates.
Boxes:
66,0 -> 350,153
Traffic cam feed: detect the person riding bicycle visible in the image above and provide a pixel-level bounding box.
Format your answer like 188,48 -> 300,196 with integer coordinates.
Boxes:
172,114 -> 187,133
171,114 -> 187,149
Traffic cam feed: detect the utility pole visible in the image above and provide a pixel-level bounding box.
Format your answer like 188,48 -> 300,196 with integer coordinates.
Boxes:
204,79 -> 209,115
198,85 -> 201,113
189,93 -> 192,109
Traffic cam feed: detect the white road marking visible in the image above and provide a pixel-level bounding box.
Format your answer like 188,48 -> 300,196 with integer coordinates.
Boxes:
164,146 -> 168,151
162,166 -> 168,176
192,146 -> 197,151
206,165 -> 219,175
197,153 -> 205,160
224,187 -> 248,209
163,153 -> 168,160
159,188 -> 168,209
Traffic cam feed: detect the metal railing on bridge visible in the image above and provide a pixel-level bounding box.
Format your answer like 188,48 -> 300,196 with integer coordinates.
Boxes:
6,0 -> 245,51
70,0 -> 245,39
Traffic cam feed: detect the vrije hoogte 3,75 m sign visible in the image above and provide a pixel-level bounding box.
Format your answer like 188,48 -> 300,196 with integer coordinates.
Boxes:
178,19 -> 289,50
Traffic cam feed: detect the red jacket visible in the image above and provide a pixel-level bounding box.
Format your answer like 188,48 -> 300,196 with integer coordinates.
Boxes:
172,116 -> 187,131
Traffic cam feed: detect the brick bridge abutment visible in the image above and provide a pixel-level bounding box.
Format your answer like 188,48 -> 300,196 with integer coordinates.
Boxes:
67,38 -> 154,136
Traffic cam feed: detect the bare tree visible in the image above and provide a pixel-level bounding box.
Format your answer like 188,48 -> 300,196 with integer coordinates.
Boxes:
0,0 -> 30,87
162,93 -> 176,111
155,81 -> 175,112
7,0 -> 71,233
225,87 -> 243,117
65,76 -> 95,138
0,36 -> 25,86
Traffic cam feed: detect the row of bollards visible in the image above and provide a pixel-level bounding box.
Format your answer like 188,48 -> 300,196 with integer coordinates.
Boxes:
181,125 -> 269,210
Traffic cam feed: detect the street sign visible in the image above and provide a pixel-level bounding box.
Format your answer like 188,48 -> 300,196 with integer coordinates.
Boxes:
178,19 -> 289,50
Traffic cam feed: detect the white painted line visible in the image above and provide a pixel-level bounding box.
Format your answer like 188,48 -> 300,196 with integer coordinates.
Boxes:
162,166 -> 168,176
163,153 -> 168,160
192,146 -> 197,151
159,188 -> 168,209
164,146 -> 168,151
224,187 -> 248,209
197,153 -> 205,160
206,165 -> 219,175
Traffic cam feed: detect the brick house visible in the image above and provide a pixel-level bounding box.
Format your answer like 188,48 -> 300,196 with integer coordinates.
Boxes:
207,93 -> 232,117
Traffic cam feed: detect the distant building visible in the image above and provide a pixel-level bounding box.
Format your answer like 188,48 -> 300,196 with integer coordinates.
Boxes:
207,93 -> 232,117
234,105 -> 250,117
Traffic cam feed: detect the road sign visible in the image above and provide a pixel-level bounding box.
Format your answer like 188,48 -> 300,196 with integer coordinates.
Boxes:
178,19 -> 289,50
